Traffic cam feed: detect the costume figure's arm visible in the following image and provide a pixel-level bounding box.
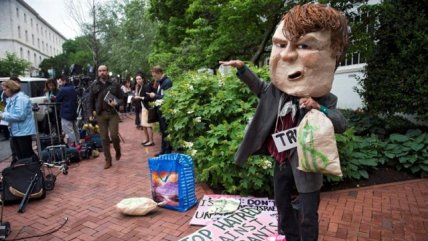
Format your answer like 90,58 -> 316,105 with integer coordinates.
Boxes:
300,94 -> 347,134
219,60 -> 268,97
322,94 -> 347,134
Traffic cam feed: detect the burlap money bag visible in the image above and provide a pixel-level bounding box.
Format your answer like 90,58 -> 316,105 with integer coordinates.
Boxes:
297,109 -> 342,176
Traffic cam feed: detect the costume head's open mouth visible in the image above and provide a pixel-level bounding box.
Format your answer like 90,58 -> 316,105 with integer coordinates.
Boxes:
288,71 -> 303,80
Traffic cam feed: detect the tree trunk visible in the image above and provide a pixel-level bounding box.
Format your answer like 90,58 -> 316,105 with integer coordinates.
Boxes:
250,14 -> 282,66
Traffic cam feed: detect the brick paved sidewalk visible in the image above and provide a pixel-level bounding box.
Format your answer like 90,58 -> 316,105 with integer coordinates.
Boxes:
0,117 -> 427,241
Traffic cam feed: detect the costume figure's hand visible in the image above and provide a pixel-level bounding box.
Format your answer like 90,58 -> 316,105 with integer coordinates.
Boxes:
299,97 -> 321,110
219,60 -> 245,69
147,92 -> 155,98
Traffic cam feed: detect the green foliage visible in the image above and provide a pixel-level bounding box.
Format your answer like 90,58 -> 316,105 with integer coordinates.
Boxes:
162,67 -> 274,196
329,128 -> 386,183
39,37 -> 93,78
384,129 -> 428,176
360,0 -> 428,121
341,109 -> 424,139
97,0 -> 158,76
0,53 -> 31,77
147,0 -> 372,74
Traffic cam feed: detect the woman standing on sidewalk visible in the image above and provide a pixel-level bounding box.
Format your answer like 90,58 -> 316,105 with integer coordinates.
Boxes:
133,73 -> 155,146
0,79 -> 36,163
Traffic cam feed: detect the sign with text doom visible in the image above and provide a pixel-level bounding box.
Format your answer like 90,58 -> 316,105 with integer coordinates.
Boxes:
180,208 -> 277,241
190,195 -> 277,226
272,127 -> 298,152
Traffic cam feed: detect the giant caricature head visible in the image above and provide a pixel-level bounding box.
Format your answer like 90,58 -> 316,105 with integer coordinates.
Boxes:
270,3 -> 349,97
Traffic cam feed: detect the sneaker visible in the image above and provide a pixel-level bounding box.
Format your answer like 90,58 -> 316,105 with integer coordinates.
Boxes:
115,151 -> 121,161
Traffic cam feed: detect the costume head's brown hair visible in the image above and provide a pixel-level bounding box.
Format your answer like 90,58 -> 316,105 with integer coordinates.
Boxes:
282,3 -> 349,65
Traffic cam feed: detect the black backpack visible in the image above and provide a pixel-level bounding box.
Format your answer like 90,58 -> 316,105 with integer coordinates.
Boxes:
1,158 -> 46,205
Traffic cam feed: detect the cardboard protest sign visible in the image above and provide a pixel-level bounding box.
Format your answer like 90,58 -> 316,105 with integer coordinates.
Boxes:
190,195 -> 277,226
180,208 -> 277,241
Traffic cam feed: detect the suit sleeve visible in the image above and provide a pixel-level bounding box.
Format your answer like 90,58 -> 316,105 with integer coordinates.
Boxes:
324,94 -> 347,134
237,66 -> 269,98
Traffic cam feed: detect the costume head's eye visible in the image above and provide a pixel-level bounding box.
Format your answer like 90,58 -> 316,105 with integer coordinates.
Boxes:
274,42 -> 287,48
297,44 -> 310,49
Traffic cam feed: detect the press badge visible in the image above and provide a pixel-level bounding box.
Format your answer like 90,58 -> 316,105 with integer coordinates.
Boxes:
272,127 -> 298,152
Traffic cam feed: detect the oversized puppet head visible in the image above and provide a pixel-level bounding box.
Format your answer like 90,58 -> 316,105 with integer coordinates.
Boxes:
270,3 -> 349,97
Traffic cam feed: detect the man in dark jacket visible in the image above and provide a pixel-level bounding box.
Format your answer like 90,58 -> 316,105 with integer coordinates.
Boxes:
147,65 -> 172,156
88,65 -> 124,169
56,75 -> 79,146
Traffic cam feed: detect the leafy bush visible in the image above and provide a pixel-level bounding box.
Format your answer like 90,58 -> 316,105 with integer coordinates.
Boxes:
359,0 -> 428,121
341,109 -> 423,138
162,67 -> 274,196
384,129 -> 428,176
329,128 -> 386,183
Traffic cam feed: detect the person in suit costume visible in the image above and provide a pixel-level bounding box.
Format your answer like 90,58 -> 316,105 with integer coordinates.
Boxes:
220,3 -> 348,241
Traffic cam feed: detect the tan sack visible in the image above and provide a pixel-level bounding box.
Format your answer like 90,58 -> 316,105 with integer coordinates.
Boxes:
297,109 -> 342,176
116,197 -> 164,216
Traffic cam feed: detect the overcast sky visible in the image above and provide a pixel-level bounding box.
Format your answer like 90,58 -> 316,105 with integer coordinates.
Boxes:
26,0 -> 84,39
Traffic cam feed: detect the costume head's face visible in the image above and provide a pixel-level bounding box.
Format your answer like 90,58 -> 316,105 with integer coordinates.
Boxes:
270,21 -> 336,97
269,3 -> 349,97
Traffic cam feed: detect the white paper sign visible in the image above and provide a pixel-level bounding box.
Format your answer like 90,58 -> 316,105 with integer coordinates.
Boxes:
272,127 -> 298,152
190,195 -> 277,226
181,208 -> 277,241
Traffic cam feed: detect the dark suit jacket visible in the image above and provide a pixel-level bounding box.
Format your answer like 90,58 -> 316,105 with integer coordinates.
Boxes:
234,68 -> 347,193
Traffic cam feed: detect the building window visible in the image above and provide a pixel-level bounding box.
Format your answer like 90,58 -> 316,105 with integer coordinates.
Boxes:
34,53 -> 37,65
38,38 -> 40,48
32,34 -> 34,45
36,23 -> 38,33
31,18 -> 33,27
20,48 -> 23,58
25,30 -> 28,42
18,26 -> 21,38
24,13 -> 26,23
16,8 -> 19,18
42,41 -> 44,51
27,50 -> 30,61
